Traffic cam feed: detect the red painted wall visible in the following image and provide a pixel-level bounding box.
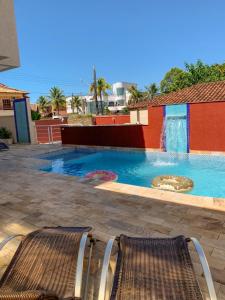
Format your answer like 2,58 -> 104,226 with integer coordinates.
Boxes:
61,102 -> 225,152
190,102 -> 225,152
94,115 -> 130,125
61,125 -> 157,148
35,119 -> 67,143
148,106 -> 164,149
61,108 -> 164,149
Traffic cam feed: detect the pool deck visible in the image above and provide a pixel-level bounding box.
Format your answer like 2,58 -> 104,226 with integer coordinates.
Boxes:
0,144 -> 225,299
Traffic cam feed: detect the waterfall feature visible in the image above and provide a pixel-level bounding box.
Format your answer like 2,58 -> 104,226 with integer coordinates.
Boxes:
161,105 -> 188,154
165,116 -> 187,153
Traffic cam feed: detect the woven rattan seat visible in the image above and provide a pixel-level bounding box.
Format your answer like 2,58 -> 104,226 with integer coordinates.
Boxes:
0,227 -> 91,300
110,235 -> 203,300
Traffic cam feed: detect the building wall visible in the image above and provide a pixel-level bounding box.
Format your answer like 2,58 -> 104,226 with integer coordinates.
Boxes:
130,110 -> 138,124
190,102 -> 225,152
130,109 -> 149,125
94,115 -> 130,125
61,102 -> 225,152
0,0 -> 20,71
148,106 -> 164,149
0,115 -> 17,142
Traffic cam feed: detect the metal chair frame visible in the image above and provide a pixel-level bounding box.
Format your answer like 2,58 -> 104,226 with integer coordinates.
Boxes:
98,236 -> 217,300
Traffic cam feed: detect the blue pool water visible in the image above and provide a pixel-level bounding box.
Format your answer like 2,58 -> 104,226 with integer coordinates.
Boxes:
40,149 -> 225,198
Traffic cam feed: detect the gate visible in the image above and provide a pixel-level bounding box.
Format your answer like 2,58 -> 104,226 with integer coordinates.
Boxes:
35,125 -> 62,144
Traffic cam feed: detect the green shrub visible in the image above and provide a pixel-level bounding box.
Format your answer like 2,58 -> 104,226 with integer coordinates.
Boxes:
31,110 -> 41,120
0,127 -> 12,139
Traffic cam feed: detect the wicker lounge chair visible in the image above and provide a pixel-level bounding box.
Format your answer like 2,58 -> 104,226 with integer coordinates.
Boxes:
0,142 -> 8,151
0,227 -> 93,300
98,235 -> 217,300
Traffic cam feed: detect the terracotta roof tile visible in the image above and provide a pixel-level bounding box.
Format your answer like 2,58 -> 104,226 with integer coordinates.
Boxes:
0,83 -> 28,94
129,81 -> 225,109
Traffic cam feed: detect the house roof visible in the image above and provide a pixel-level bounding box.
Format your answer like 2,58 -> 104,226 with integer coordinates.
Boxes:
0,83 -> 28,94
129,81 -> 225,109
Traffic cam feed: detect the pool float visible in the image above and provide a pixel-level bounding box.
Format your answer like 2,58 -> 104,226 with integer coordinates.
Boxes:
84,170 -> 118,182
151,175 -> 193,193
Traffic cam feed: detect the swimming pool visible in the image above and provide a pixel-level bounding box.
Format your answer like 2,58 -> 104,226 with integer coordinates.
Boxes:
40,148 -> 225,198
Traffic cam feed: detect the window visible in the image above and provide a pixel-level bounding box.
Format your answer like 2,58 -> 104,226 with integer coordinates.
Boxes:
2,99 -> 12,110
116,88 -> 125,96
117,99 -> 125,106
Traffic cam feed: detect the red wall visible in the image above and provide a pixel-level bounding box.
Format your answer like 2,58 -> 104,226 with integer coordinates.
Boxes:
61,125 -> 157,148
148,106 -> 164,148
35,119 -> 67,143
61,108 -> 164,149
61,102 -> 225,152
190,102 -> 225,152
94,115 -> 130,125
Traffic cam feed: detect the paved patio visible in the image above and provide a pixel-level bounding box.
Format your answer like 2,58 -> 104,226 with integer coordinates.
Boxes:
0,144 -> 225,299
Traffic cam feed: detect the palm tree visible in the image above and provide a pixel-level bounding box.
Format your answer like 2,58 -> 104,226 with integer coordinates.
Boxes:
144,83 -> 158,100
70,95 -> 82,114
127,85 -> 143,104
90,77 -> 111,114
97,78 -> 111,114
36,96 -> 49,113
81,97 -> 87,114
48,87 -> 66,115
89,83 -> 99,115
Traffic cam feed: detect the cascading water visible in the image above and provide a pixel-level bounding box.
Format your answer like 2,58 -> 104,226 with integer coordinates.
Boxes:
165,115 -> 187,153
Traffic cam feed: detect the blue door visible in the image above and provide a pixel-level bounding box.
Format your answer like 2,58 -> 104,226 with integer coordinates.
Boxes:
13,98 -> 30,143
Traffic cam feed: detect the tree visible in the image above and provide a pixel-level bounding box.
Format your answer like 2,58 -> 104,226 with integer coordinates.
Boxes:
160,60 -> 225,94
144,83 -> 158,100
90,77 -> 111,114
89,67 -> 99,115
31,110 -> 41,120
81,98 -> 87,114
48,87 -> 66,115
36,96 -> 49,113
160,68 -> 190,93
127,85 -> 143,104
185,60 -> 225,84
70,95 -> 82,114
97,78 -> 111,114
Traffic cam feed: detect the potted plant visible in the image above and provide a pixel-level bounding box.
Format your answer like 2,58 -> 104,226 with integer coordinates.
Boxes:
0,127 -> 13,144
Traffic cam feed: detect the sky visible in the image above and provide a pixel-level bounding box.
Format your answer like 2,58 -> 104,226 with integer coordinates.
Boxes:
1,0 -> 225,103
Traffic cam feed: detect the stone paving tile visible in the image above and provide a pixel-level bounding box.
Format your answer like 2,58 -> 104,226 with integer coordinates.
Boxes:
0,144 -> 225,299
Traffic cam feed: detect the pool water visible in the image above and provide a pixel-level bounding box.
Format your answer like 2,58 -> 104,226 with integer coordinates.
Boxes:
40,149 -> 225,198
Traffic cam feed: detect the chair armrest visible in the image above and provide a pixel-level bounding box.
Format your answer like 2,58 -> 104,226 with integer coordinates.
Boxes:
98,237 -> 116,300
190,237 -> 217,300
75,232 -> 89,299
0,234 -> 24,252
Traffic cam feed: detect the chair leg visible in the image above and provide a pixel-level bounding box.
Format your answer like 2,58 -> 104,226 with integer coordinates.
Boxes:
190,237 -> 217,300
98,237 -> 116,300
75,232 -> 89,298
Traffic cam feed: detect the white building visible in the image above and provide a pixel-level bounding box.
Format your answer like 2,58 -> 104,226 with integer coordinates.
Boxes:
66,81 -> 137,114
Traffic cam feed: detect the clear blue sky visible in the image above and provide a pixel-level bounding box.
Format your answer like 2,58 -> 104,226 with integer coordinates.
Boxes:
1,0 -> 225,103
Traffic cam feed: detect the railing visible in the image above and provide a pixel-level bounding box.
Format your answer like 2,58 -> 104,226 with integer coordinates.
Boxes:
35,125 -> 62,144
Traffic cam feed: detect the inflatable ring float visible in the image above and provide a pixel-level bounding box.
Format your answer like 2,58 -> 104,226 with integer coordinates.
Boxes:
151,175 -> 193,193
84,170 -> 118,182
